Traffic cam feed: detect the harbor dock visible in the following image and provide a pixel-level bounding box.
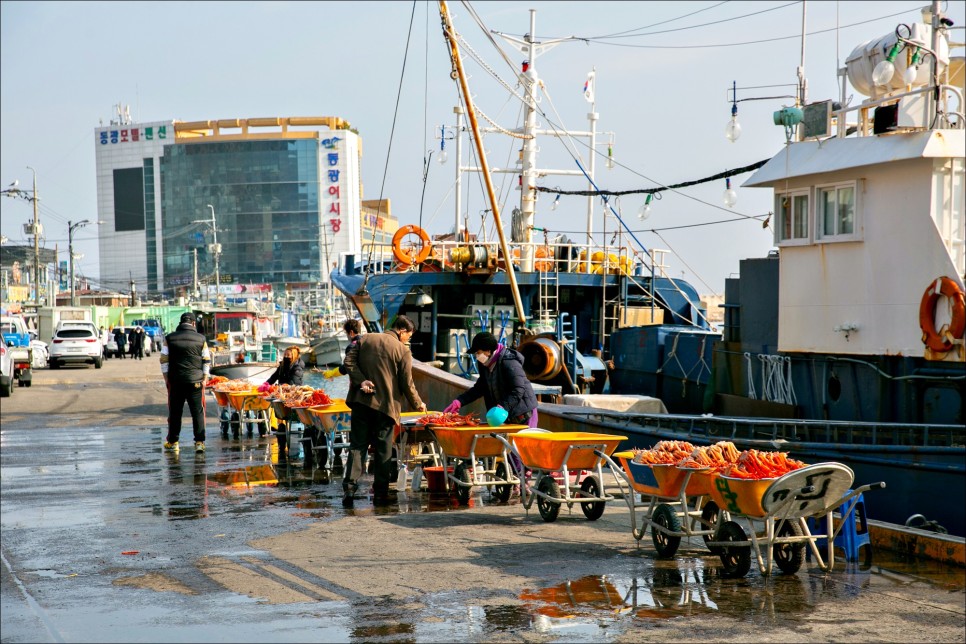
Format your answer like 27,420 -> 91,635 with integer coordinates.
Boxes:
1,362 -> 963,642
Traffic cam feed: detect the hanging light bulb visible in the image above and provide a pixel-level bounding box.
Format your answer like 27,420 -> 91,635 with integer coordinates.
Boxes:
725,81 -> 741,142
551,194 -> 561,211
606,145 -> 615,170
723,177 -> 738,208
902,47 -> 921,85
873,42 -> 902,86
438,138 -> 448,165
638,194 -> 653,220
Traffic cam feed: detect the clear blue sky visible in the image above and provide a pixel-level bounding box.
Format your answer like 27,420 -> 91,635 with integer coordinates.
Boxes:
2,1 -> 962,295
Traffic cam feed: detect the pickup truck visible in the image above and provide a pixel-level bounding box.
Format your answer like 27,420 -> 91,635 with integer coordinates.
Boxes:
132,319 -> 165,349
1,315 -> 33,387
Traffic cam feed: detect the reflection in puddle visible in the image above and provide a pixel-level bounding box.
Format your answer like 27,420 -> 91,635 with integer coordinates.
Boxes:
208,465 -> 278,488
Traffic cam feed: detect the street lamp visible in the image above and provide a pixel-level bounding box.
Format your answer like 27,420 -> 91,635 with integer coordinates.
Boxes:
192,205 -> 220,302
68,219 -> 103,306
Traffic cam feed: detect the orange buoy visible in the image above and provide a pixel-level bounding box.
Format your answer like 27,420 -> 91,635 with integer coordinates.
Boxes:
919,276 -> 966,353
391,225 -> 432,265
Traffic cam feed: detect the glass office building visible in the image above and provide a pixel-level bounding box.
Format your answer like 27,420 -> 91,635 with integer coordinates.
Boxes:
161,139 -> 324,289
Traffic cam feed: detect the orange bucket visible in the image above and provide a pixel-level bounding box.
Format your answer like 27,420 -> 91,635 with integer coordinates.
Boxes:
423,466 -> 454,493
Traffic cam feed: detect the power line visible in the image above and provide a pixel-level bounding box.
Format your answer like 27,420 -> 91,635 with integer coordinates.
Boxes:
537,159 -> 768,197
577,6 -> 926,49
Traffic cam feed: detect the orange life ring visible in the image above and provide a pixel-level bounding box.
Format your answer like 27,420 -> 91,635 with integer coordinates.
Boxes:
392,225 -> 432,265
919,276 -> 966,352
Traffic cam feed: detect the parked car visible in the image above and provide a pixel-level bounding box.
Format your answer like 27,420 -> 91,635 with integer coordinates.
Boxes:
1,315 -> 33,387
132,319 -> 165,348
0,343 -> 14,397
49,326 -> 103,369
108,326 -> 152,358
54,320 -> 99,341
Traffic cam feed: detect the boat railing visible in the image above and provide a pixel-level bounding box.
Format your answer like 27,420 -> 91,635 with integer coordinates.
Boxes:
567,410 -> 966,449
358,239 -> 650,276
834,84 -> 965,137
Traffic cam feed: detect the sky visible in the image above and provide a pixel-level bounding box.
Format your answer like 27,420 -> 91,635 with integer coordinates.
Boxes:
2,0 -> 963,297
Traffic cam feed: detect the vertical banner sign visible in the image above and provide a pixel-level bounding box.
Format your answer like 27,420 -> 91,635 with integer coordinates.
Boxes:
323,136 -> 342,237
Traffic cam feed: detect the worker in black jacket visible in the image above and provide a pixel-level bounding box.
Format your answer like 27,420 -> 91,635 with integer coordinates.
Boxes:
160,313 -> 212,453
443,332 -> 538,428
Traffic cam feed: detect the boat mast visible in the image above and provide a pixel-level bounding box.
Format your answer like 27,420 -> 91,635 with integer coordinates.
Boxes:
439,0 -> 528,326
519,10 -> 538,272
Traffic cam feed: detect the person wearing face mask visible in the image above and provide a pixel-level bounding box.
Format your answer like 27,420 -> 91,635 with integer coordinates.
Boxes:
267,347 -> 305,386
443,332 -> 538,429
266,347 -> 306,448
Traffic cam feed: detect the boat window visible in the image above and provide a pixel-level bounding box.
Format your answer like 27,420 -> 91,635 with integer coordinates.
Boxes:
816,181 -> 860,242
775,191 -> 810,245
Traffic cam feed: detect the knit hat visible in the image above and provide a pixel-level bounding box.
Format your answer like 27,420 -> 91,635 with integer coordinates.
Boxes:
468,332 -> 498,354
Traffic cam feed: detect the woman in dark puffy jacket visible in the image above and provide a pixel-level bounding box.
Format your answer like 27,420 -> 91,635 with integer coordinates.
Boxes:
443,332 -> 538,427
267,347 -> 304,386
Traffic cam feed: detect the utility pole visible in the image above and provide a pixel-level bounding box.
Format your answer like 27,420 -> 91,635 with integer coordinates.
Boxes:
28,166 -> 40,306
130,274 -> 136,306
192,248 -> 199,299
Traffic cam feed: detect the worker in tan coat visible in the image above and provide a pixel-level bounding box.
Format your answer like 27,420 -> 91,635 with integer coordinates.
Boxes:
342,315 -> 426,506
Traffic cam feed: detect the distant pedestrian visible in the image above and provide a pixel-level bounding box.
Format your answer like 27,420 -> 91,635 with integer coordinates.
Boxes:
131,326 -> 145,360
99,326 -> 110,358
161,313 -> 212,453
114,326 -> 127,359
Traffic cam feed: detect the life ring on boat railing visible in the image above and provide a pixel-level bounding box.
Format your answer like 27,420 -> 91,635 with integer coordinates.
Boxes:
392,225 -> 432,265
919,276 -> 966,353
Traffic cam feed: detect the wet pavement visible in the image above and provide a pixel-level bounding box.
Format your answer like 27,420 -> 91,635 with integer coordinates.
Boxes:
1,362 -> 964,642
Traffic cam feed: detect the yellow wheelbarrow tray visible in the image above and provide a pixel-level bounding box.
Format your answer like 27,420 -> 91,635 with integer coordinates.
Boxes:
493,431 -> 628,523
428,423 -> 528,505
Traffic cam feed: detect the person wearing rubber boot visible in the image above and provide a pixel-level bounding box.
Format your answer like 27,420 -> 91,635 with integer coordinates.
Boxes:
342,315 -> 426,507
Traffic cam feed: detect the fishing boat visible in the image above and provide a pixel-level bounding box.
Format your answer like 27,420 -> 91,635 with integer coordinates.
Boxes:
331,2 -> 964,535
209,361 -> 279,385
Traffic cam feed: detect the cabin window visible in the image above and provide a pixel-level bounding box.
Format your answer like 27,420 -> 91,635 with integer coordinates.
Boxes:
816,181 -> 860,241
775,191 -> 809,245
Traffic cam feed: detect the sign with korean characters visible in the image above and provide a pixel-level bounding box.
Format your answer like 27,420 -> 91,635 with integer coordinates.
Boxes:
99,125 -> 168,145
321,136 -> 343,237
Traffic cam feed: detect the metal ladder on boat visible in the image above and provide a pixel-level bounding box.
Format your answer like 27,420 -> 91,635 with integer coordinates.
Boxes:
558,312 -> 579,388
538,260 -> 559,321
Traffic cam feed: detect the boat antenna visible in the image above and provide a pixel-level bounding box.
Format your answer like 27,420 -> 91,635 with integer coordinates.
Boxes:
439,0 -> 527,326
359,2 -> 419,296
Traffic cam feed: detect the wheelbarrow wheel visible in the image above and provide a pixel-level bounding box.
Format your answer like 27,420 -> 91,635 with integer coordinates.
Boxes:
492,461 -> 512,503
453,462 -> 472,505
716,521 -> 751,578
651,503 -> 682,558
536,476 -> 560,522
774,520 -> 805,574
701,501 -> 723,554
579,475 -> 605,521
